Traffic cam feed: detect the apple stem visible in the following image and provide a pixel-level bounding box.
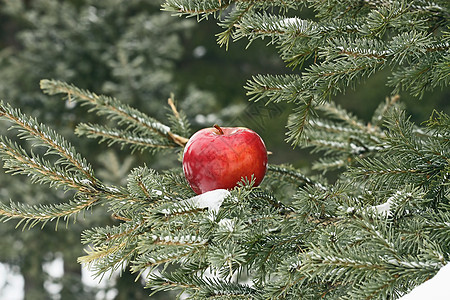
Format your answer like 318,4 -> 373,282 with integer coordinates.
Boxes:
214,124 -> 224,135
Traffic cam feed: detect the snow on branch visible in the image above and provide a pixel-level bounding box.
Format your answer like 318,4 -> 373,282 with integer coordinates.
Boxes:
400,263 -> 450,300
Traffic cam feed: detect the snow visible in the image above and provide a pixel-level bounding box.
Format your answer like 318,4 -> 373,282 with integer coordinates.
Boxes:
0,264 -> 23,300
0,261 -> 118,300
372,198 -> 393,216
218,218 -> 236,231
187,189 -> 231,214
278,18 -> 308,29
42,253 -> 64,297
346,191 -> 406,217
399,263 -> 450,300
160,189 -> 231,219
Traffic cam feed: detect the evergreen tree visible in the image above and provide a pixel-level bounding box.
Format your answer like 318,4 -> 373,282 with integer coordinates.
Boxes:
0,0 -> 194,298
0,1 -> 449,299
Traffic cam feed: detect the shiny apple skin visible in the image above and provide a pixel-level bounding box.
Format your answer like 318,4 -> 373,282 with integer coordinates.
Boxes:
182,126 -> 268,195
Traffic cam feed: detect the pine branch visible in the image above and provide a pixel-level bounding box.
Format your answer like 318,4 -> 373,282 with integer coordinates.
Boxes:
167,95 -> 192,140
0,137 -> 89,192
0,194 -> 100,230
75,123 -> 177,153
147,271 -> 260,298
286,94 -> 316,146
162,0 -> 234,20
0,101 -> 135,228
245,74 -> 305,104
370,94 -> 402,127
0,101 -> 96,185
217,2 -> 255,49
40,79 -> 188,147
351,109 -> 449,203
267,164 -> 324,189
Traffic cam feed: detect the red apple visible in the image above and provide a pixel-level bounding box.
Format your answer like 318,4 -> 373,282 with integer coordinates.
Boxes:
182,125 -> 268,194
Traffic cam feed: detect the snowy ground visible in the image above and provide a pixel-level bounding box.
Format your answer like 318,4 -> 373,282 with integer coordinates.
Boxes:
0,259 -> 118,300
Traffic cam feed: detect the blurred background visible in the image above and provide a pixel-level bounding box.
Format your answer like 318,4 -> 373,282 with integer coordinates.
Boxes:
0,0 -> 448,299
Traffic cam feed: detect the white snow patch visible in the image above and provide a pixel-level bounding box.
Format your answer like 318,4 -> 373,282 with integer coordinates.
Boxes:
42,254 -> 64,297
279,18 -> 298,27
346,191 -> 404,217
188,189 -> 231,214
152,189 -> 163,196
218,218 -> 236,231
372,198 -> 394,216
399,263 -> 450,300
0,264 -> 24,300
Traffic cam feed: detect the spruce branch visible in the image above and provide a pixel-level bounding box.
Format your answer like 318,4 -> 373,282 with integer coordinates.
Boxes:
147,271 -> 260,298
132,240 -> 207,272
351,109 -> 449,202
40,79 -> 188,148
295,96 -> 408,173
304,57 -> 386,99
235,13 -> 317,43
245,74 -> 305,104
79,213 -> 146,277
162,0 -> 233,19
267,164 -> 324,189
424,109 -> 450,139
0,100 -> 135,228
286,94 -> 316,146
78,243 -> 135,278
217,2 -> 256,49
166,95 -> 191,146
81,221 -> 145,249
371,94 -> 402,127
425,211 -> 450,249
0,101 -> 96,185
163,0 -> 449,143
0,136 -> 89,192
0,194 -> 100,230
75,123 -> 177,153
297,212 -> 448,298
0,1 -> 447,298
